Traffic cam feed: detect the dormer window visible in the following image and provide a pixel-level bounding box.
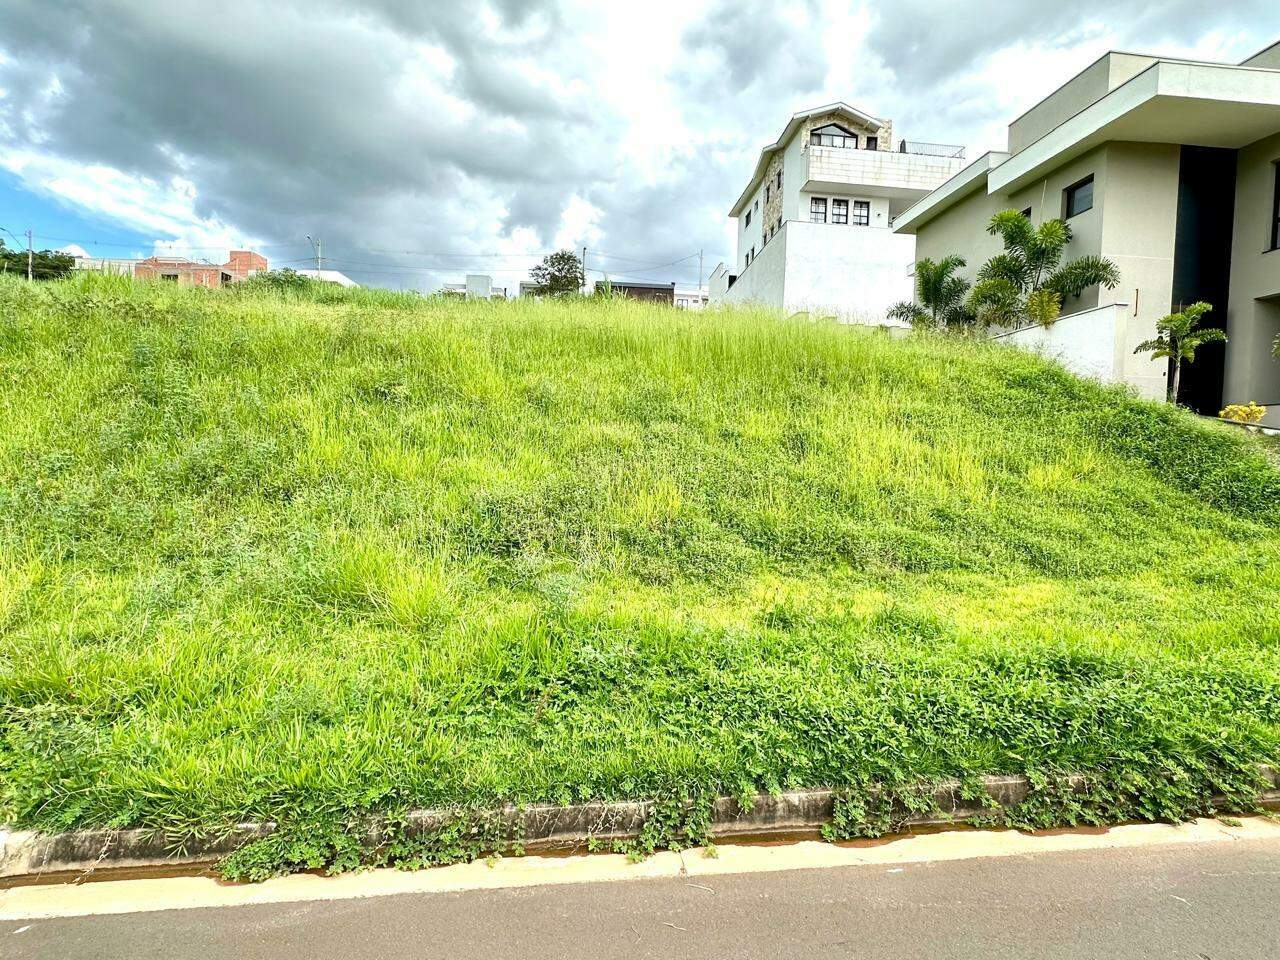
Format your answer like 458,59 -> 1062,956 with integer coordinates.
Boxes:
810,124 -> 858,149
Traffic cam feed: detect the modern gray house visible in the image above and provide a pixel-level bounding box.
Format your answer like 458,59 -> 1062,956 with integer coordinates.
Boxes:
894,39 -> 1280,422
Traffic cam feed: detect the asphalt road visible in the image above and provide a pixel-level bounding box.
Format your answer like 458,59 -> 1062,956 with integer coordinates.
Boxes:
9,838 -> 1280,959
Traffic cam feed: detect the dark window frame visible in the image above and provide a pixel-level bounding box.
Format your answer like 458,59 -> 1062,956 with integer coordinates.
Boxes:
810,197 -> 828,223
1270,159 -> 1280,252
1020,207 -> 1032,218
852,200 -> 871,226
745,209 -> 752,228
810,124 -> 859,149
866,136 -> 878,151
1063,174 -> 1094,219
831,198 -> 849,224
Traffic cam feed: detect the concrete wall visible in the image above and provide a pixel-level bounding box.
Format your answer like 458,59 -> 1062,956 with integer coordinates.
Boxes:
993,302 -> 1130,383
1242,40 -> 1280,69
779,219 -> 916,323
722,224 -> 787,310
1095,142 -> 1182,398
911,182 -> 1008,288
911,144 -> 1108,309
1224,130 -> 1280,423
806,147 -> 964,197
1007,54 -> 1158,154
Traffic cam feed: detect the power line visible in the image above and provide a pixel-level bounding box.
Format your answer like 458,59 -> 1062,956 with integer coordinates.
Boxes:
31,231 -> 710,271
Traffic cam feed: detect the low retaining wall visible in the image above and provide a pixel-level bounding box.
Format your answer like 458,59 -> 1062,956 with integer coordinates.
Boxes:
4,768 -> 1277,885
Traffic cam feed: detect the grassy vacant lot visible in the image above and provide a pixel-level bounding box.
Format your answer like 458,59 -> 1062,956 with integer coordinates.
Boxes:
2,274 -> 1279,865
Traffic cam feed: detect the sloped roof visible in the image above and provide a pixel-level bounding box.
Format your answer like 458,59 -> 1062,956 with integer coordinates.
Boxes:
729,102 -> 885,217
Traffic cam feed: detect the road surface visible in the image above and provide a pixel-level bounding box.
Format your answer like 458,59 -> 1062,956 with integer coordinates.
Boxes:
7,828 -> 1280,959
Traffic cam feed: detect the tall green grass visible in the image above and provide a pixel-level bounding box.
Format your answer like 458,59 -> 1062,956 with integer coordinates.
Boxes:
1,272 -> 1279,846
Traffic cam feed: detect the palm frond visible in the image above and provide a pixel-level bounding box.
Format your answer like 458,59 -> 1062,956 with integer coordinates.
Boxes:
977,253 -> 1030,290
1046,255 -> 1121,298
887,301 -> 932,328
1025,288 -> 1062,328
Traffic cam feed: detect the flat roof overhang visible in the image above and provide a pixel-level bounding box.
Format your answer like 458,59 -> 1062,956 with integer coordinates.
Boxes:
803,180 -> 933,217
989,60 -> 1280,194
891,152 -> 1010,235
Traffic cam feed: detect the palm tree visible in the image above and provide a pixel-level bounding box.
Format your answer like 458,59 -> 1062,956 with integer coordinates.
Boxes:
1133,301 -> 1227,403
887,255 -> 972,329
966,211 -> 1120,328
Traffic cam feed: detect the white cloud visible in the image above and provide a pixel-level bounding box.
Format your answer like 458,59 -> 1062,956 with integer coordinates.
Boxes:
0,149 -> 262,261
0,0 -> 1277,289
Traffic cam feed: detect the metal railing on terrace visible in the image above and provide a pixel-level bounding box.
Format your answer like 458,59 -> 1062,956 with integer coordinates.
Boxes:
897,140 -> 965,159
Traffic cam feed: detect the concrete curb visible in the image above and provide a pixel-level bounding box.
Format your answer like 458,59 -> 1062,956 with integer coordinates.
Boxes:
4,767 -> 1277,884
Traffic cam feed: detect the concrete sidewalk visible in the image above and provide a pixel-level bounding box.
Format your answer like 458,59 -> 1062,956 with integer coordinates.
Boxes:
7,825 -> 1280,959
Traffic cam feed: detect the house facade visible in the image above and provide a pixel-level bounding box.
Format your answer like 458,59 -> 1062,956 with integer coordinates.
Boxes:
894,41 -> 1280,421
132,250 -> 267,287
709,103 -> 966,322
443,274 -> 508,299
594,280 -> 675,304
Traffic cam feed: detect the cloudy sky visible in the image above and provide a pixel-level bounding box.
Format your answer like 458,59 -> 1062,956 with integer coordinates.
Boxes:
2,1 -> 1278,291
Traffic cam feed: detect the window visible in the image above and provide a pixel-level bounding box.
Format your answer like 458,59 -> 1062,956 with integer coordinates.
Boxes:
809,124 -> 858,149
754,199 -> 759,211
161,273 -> 178,282
677,298 -> 688,308
776,170 -> 783,190
1020,207 -> 1032,219
866,136 -> 878,151
765,184 -> 771,203
831,199 -> 849,224
745,209 -> 752,228
1063,175 -> 1094,218
852,200 -> 871,226
810,197 -> 827,223
1270,160 -> 1280,251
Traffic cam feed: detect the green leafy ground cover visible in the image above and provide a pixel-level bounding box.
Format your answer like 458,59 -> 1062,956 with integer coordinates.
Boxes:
2,274 -> 1279,874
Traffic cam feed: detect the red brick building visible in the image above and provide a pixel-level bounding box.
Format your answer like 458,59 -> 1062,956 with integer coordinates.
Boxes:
134,250 -> 267,287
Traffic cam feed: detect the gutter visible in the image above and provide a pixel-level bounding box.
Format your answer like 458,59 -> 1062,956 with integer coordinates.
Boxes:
4,767 -> 1278,887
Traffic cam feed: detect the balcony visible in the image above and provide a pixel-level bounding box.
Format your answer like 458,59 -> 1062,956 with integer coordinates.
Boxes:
897,140 -> 966,159
804,140 -> 968,215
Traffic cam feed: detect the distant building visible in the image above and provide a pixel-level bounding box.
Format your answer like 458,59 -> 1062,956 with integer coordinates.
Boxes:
675,285 -> 709,310
442,274 -> 508,299
295,268 -> 359,287
517,280 -> 543,298
71,256 -> 137,276
130,249 -> 267,287
594,280 -> 676,304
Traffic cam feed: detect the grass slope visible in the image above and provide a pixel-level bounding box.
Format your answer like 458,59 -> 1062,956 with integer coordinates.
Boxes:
2,274 -> 1280,856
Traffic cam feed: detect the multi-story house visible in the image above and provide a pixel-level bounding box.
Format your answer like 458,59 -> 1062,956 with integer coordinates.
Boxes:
708,103 -> 966,322
894,39 -> 1280,422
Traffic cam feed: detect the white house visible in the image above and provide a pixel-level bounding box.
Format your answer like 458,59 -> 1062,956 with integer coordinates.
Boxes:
709,103 -> 967,323
296,268 -> 359,287
675,285 -> 709,310
443,274 -> 508,299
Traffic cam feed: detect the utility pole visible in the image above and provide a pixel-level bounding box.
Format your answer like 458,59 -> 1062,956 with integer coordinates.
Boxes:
26,229 -> 33,281
307,235 -> 322,275
698,249 -> 704,291
581,245 -> 587,295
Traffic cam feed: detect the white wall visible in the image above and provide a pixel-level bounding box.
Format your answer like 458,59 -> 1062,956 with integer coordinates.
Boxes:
780,219 -> 916,323
991,302 -> 1156,393
721,225 -> 788,309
